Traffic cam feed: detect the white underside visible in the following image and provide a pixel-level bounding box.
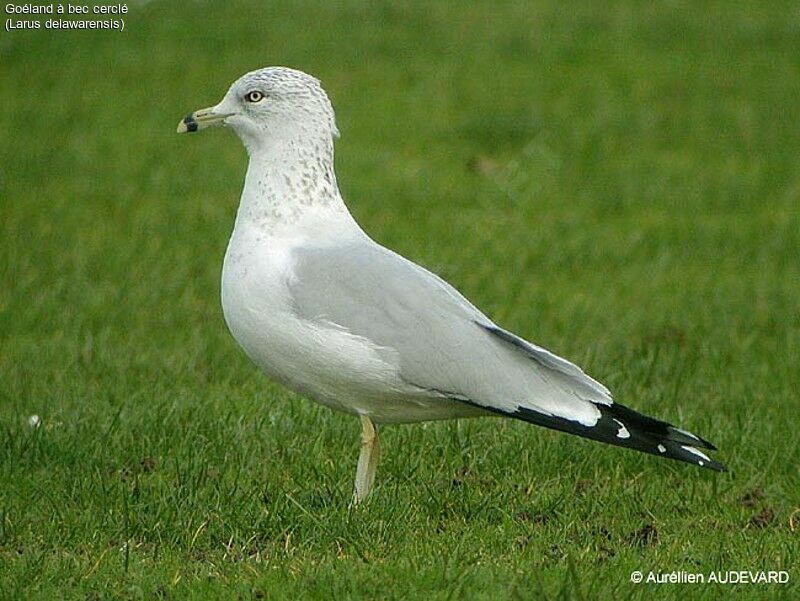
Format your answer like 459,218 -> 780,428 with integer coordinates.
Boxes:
221,208 -> 486,424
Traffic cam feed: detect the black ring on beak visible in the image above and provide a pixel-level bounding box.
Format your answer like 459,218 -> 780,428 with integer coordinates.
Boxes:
183,114 -> 198,133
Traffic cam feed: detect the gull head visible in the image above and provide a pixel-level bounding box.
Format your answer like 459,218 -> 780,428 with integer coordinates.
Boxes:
177,67 -> 339,153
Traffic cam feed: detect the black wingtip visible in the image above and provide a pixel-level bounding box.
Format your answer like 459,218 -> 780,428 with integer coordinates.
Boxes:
666,426 -> 718,451
457,398 -> 726,473
662,441 -> 727,473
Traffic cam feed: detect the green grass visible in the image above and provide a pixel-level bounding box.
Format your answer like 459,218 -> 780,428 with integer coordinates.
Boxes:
1,1 -> 799,598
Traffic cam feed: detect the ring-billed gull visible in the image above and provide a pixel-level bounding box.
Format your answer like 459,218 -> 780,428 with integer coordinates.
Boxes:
176,67 -> 726,502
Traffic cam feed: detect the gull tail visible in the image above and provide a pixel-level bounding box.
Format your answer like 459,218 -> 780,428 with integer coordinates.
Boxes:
473,399 -> 728,472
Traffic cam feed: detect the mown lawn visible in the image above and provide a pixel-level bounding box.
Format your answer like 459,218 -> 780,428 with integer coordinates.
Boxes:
1,1 -> 798,599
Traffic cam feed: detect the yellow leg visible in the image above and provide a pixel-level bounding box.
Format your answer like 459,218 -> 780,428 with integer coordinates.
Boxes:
353,415 -> 380,504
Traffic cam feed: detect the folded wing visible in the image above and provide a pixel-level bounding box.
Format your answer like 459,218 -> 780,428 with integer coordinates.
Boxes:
289,241 -> 725,471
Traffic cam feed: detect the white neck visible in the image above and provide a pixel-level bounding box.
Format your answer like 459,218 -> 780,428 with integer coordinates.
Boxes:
232,132 -> 362,241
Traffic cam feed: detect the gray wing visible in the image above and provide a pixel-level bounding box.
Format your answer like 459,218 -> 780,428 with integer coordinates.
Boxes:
289,241 -> 727,472
289,241 -> 612,426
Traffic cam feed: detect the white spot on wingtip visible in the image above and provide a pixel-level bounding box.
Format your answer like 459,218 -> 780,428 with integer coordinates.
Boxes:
674,427 -> 700,441
543,402 -> 601,427
612,418 -> 630,439
680,445 -> 711,463
657,444 -> 666,453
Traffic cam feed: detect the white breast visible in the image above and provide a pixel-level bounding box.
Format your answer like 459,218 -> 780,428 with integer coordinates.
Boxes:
220,216 -> 414,417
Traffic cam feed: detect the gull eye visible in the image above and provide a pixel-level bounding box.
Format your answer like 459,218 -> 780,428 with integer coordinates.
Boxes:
245,90 -> 265,103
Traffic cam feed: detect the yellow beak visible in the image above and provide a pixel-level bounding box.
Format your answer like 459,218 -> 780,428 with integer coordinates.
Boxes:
176,106 -> 232,133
